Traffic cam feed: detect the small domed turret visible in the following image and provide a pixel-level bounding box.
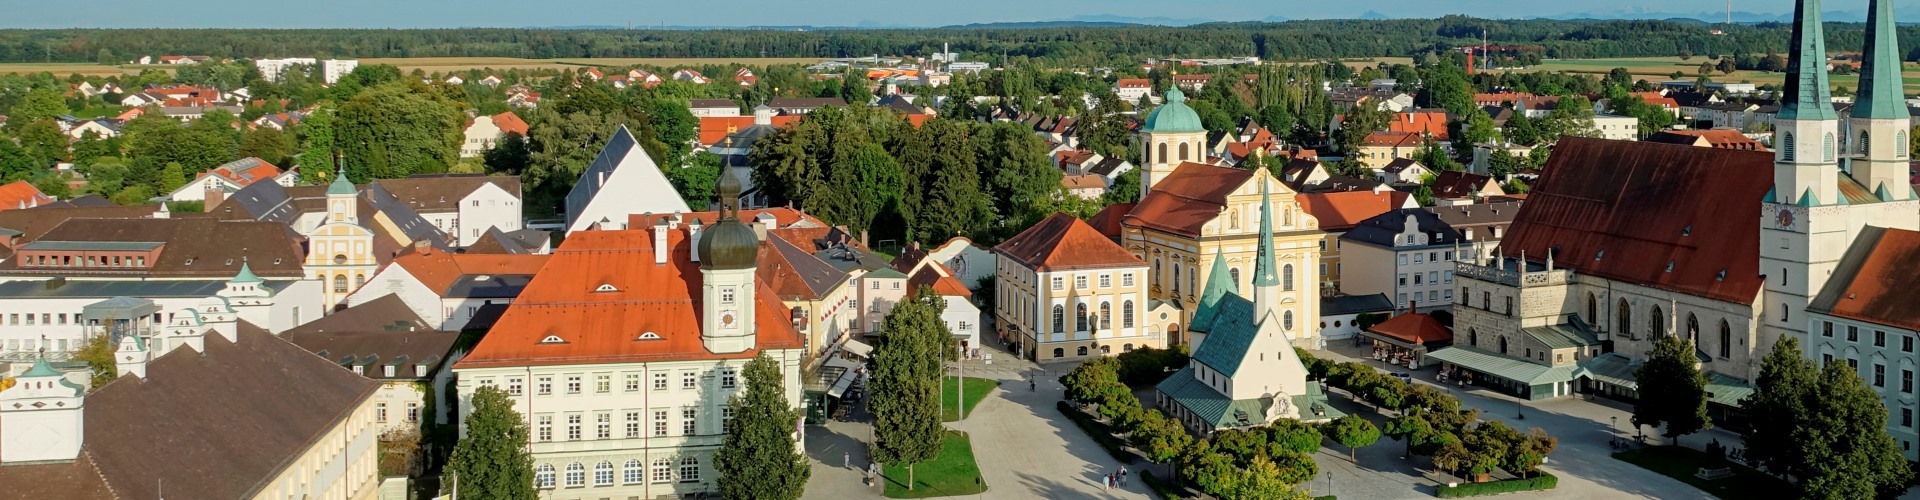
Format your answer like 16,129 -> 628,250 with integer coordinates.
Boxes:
697,173 -> 757,270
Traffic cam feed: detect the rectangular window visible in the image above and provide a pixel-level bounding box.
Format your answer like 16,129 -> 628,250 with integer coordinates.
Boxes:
1397,293 -> 1407,305
1075,275 -> 1088,289
1824,354 -> 1834,367
1876,330 -> 1887,347
1099,274 -> 1111,288
1428,271 -> 1439,284
682,371 -> 696,390
1505,296 -> 1514,316
1443,271 -> 1453,284
1414,274 -> 1423,285
654,372 -> 668,390
1824,321 -> 1834,337
1398,274 -> 1407,286
567,414 -> 582,440
1398,255 -> 1408,266
507,377 -> 523,396
1413,253 -> 1423,264
1849,326 -> 1859,342
721,368 -> 737,388
537,376 -> 552,395
1444,288 -> 1454,300
1876,364 -> 1886,387
1122,274 -> 1135,287
376,402 -> 388,423
1052,277 -> 1064,290
683,408 -> 697,435
566,375 -> 582,394
406,402 -> 420,422
626,411 -> 642,438
721,287 -> 735,304
1428,290 -> 1438,302
537,414 -> 553,442
1906,408 -> 1914,428
1905,370 -> 1914,394
871,281 -> 879,289
625,373 -> 641,392
653,409 -> 668,436
596,412 -> 612,439
1907,336 -> 1915,353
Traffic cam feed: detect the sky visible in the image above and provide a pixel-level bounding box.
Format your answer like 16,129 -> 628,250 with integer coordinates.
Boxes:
1,1 -> 1819,29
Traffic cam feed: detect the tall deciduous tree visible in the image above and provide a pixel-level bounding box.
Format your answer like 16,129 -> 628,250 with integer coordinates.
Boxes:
335,82 -> 463,180
1329,414 -> 1380,462
1795,362 -> 1913,499
448,386 -> 535,500
1633,336 -> 1711,444
869,287 -> 955,490
1220,454 -> 1313,500
8,88 -> 67,127
713,353 -> 810,500
824,142 -> 900,243
1743,335 -> 1816,480
296,106 -> 337,184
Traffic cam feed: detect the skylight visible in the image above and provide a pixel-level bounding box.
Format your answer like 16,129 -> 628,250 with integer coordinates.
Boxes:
594,283 -> 618,292
539,335 -> 566,344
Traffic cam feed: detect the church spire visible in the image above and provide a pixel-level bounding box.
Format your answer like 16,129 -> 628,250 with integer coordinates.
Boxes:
1252,181 -> 1280,288
1856,0 -> 1909,120
1781,0 -> 1838,121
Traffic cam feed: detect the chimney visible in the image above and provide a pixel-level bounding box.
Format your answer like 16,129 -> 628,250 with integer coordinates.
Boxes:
414,239 -> 432,255
688,218 -> 704,263
755,212 -> 776,240
153,203 -> 170,219
653,219 -> 670,265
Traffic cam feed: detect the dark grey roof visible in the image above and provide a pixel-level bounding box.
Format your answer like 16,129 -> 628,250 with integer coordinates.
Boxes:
505,228 -> 551,251
467,226 -> 530,254
769,97 -> 847,110
284,295 -> 455,382
1382,157 -> 1422,173
363,183 -> 445,247
689,98 -> 737,109
1086,157 -> 1130,177
1429,202 -> 1521,243
766,235 -> 850,299
1341,208 -> 1465,250
445,273 -> 535,299
1323,294 -> 1396,316
565,125 -> 639,229
814,242 -> 891,273
0,278 -> 293,298
1299,174 -> 1384,194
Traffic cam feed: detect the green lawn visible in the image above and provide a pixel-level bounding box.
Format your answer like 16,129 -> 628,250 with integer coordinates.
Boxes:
883,431 -> 988,498
942,376 -> 998,422
1613,446 -> 1792,499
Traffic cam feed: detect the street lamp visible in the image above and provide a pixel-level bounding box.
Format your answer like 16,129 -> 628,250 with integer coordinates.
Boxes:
1611,416 -> 1619,445
1324,470 -> 1332,498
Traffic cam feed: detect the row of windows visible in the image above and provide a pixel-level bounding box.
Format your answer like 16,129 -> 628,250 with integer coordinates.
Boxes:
1398,251 -> 1457,266
1,311 -> 91,327
19,253 -> 148,268
479,368 -> 739,397
1049,272 -> 1137,291
373,402 -> 420,424
1050,301 -> 1138,333
1820,321 -> 1916,353
1398,271 -> 1454,287
533,408 -> 734,442
1597,294 -> 1738,359
1396,289 -> 1453,306
533,457 -> 700,488
1048,343 -> 1143,358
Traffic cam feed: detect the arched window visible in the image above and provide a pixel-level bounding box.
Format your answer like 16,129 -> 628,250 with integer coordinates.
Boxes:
1051,305 -> 1064,333
1470,329 -> 1478,346
1283,264 -> 1295,291
1101,345 -> 1112,354
1052,347 -> 1065,358
354,273 -> 365,289
333,274 -> 347,293
1123,300 -> 1136,328
1651,306 -> 1666,338
1719,320 -> 1733,359
1499,336 -> 1509,354
679,457 -> 700,482
1861,131 -> 1872,154
623,459 -> 643,484
1189,267 -> 1196,293
651,459 -> 671,483
565,462 -> 586,487
1173,265 -> 1181,293
1825,133 -> 1835,161
1686,313 -> 1701,345
1587,293 -> 1598,326
1124,343 -> 1135,352
536,464 -> 557,488
1283,310 -> 1295,330
1157,143 -> 1168,164
1077,346 -> 1089,356
595,461 -> 614,486
1901,130 -> 1910,158
1229,267 -> 1241,292
1179,142 -> 1191,161
1099,302 -> 1112,330
1075,303 -> 1089,331
1618,299 -> 1632,337
1783,132 -> 1796,161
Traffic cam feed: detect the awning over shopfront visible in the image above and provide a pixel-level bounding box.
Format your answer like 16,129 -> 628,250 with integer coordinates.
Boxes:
824,356 -> 863,398
1425,346 -> 1578,385
842,338 -> 873,358
1575,353 -> 1639,388
1706,373 -> 1754,407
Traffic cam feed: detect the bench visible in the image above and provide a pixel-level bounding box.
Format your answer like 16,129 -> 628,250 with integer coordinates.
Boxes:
1694,467 -> 1734,480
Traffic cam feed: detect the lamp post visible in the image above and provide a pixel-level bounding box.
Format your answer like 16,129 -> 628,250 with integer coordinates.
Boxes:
1611,416 -> 1619,445
1324,470 -> 1332,498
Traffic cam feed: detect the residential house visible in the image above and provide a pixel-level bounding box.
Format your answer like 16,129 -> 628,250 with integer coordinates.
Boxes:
689,99 -> 741,117
1339,209 -> 1469,311
733,68 -> 757,86
452,178 -> 806,497
1645,129 -> 1769,151
0,181 -> 54,210
1387,111 -> 1450,141
1356,131 -> 1423,171
1297,189 -> 1417,293
891,237 -> 997,292
1172,74 -> 1212,91
673,69 -> 710,84
461,111 -> 531,158
63,119 -> 119,140
1115,78 -> 1153,103
164,157 -> 298,204
1592,113 -> 1642,141
1379,158 -> 1429,185
564,125 -> 691,234
480,75 -> 504,87
507,91 -> 542,109
343,242 -> 548,331
769,97 -> 847,115
378,174 -> 525,246
995,213 -> 1170,361
1429,171 -> 1506,206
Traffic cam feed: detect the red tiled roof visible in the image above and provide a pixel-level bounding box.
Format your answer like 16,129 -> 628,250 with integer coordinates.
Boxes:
1501,137 -> 1770,304
1057,149 -> 1096,167
199,158 -> 284,188
1061,174 -> 1107,190
1646,129 -> 1768,151
1361,131 -> 1422,148
1116,78 -> 1151,89
1814,227 -> 1920,331
908,262 -> 973,298
1123,162 -> 1256,238
454,228 -> 805,369
0,180 -> 54,210
629,207 -> 823,231
1087,203 -> 1133,241
1629,92 -> 1680,109
1368,312 -> 1450,345
996,212 -> 1144,272
1388,111 -> 1451,141
698,115 -> 804,145
1296,190 -> 1406,231
1431,171 -> 1499,199
491,111 -> 530,136
390,246 -> 551,294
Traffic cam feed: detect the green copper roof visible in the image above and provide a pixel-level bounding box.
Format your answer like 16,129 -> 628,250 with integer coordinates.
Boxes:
1190,295 -> 1258,377
22,357 -> 62,378
232,260 -> 262,284
1780,0 -> 1838,121
1797,187 -> 1822,207
1251,182 -> 1280,287
1191,247 -> 1237,333
1856,0 -> 1910,120
1142,87 -> 1204,133
327,166 -> 355,196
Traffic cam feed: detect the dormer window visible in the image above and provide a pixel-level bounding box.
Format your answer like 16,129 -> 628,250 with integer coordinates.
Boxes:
383,365 -> 395,377
540,335 -> 566,344
1665,260 -> 1676,273
595,283 -> 619,293
637,331 -> 662,340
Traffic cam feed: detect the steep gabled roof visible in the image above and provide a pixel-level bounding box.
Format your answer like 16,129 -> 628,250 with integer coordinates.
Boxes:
758,235 -> 849,301
0,180 -> 55,210
1810,227 -> 1920,331
1123,162 -> 1256,238
995,212 -> 1143,272
1500,137 -> 1770,304
1296,190 -> 1405,231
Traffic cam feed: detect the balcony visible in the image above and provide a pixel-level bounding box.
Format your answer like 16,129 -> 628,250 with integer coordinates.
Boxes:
1455,259 -> 1573,288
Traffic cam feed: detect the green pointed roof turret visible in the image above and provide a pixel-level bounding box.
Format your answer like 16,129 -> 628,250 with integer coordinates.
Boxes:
327,164 -> 355,196
1190,247 -> 1239,333
1251,181 -> 1280,287
1780,0 -> 1838,121
22,356 -> 61,378
1856,0 -> 1910,120
1142,86 -> 1205,133
232,258 -> 262,284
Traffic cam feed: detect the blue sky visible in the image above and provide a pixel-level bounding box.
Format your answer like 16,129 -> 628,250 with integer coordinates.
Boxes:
3,1 -> 1815,29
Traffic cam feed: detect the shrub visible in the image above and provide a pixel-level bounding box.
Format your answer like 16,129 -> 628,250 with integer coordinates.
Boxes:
1057,401 -> 1134,464
1116,345 -> 1190,385
1434,472 -> 1558,498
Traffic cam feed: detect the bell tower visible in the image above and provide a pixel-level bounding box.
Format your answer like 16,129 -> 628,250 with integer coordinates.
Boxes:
1850,0 -> 1913,199
696,172 -> 759,354
1137,85 -> 1208,199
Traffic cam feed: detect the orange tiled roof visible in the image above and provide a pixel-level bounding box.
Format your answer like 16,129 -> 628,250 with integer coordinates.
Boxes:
390,247 -> 550,294
1815,227 -> 1920,331
1368,312 -> 1450,345
1296,190 -> 1405,231
1116,78 -> 1151,89
1361,131 -> 1422,148
0,180 -> 54,210
453,229 -> 805,369
997,212 -> 1145,272
1388,111 -> 1451,141
1061,174 -> 1107,190
628,207 -> 823,231
697,115 -> 804,145
1123,162 -> 1255,238
908,262 -> 972,298
491,112 -> 530,136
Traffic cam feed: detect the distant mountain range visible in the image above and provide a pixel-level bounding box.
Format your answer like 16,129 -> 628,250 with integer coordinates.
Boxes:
538,9 -> 1919,31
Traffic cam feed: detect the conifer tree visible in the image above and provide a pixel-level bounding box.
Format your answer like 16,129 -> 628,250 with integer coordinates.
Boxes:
714,353 -> 811,500
448,386 -> 535,500
869,287 -> 955,490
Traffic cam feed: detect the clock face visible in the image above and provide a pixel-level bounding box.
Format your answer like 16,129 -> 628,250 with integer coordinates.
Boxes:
1776,208 -> 1795,229
721,311 -> 737,328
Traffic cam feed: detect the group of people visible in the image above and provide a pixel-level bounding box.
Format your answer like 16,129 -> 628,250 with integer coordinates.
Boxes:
1102,466 -> 1129,490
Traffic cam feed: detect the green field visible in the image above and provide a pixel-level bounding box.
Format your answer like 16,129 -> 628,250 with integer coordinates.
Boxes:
941,376 -> 998,422
0,56 -> 828,77
882,431 -> 988,498
1507,56 -> 1920,93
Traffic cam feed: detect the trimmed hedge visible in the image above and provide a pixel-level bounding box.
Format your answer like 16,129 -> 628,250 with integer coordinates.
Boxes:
1141,470 -> 1182,499
1056,401 -> 1135,464
1434,472 -> 1558,498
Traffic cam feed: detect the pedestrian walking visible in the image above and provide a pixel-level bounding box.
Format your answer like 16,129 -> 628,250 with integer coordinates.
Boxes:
843,452 -> 849,469
1120,465 -> 1128,485
1030,378 -> 1036,392
1103,474 -> 1112,491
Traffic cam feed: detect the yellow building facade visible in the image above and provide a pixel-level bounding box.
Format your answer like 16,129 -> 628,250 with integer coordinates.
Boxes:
308,171 -> 378,311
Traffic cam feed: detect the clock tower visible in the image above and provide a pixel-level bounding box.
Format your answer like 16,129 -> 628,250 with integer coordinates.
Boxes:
697,170 -> 759,354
